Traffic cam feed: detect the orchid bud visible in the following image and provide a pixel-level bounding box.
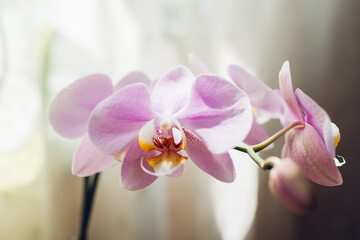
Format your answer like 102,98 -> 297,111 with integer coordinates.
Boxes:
267,157 -> 315,214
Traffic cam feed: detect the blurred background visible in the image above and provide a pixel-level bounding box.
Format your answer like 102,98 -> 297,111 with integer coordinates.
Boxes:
0,0 -> 359,239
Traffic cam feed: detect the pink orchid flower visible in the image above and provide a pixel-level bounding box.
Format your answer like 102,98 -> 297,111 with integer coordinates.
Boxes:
279,61 -> 343,186
88,65 -> 253,190
227,64 -> 285,145
267,157 -> 315,214
49,72 -> 150,176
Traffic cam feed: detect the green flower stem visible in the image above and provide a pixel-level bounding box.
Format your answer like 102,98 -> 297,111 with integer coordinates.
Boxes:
252,121 -> 304,152
234,121 -> 304,169
79,173 -> 101,240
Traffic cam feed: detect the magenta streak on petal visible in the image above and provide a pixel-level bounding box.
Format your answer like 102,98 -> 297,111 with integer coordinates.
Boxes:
183,128 -> 235,183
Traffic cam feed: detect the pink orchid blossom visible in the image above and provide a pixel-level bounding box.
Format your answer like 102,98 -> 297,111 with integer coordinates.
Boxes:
88,65 -> 253,190
267,157 -> 315,214
279,61 -> 343,186
228,64 -> 285,145
49,72 -> 150,176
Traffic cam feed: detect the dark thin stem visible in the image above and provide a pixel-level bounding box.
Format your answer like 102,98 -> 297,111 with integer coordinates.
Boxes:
79,173 -> 101,240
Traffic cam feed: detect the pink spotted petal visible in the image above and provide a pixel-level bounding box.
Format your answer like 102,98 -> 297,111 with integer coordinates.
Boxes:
228,64 -> 284,118
175,74 -> 253,154
243,115 -> 269,146
120,141 -> 158,191
295,89 -> 335,158
49,74 -> 113,139
88,83 -> 155,156
183,128 -> 235,182
188,53 -> 213,74
151,65 -> 195,116
114,71 -> 151,91
285,123 -> 342,186
279,61 -> 303,121
72,134 -> 115,177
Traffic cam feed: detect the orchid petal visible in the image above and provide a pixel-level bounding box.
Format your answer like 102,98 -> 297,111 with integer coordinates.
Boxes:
151,65 -> 195,116
49,74 -> 113,139
88,83 -> 154,155
120,141 -> 158,191
183,128 -> 235,182
243,115 -> 269,146
176,74 -> 253,154
285,123 -> 342,186
114,71 -> 151,91
228,64 -> 284,118
188,53 -> 213,74
279,61 -> 303,120
295,89 -> 335,158
72,134 -> 115,177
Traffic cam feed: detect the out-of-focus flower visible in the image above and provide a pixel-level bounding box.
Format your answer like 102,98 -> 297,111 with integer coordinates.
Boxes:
88,65 -> 253,190
228,64 -> 285,145
279,61 -> 343,186
267,157 -> 315,214
49,72 -> 150,176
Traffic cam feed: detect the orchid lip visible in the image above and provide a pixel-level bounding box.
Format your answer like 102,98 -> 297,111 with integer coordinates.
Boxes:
138,118 -> 188,175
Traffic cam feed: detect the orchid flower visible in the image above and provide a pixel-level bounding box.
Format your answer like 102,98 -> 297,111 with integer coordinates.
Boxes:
49,72 -> 151,176
88,65 -> 253,190
267,157 -> 315,214
279,61 -> 343,186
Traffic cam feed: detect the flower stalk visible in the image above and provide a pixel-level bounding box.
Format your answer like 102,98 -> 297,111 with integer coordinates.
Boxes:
235,121 -> 305,169
78,173 -> 101,240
